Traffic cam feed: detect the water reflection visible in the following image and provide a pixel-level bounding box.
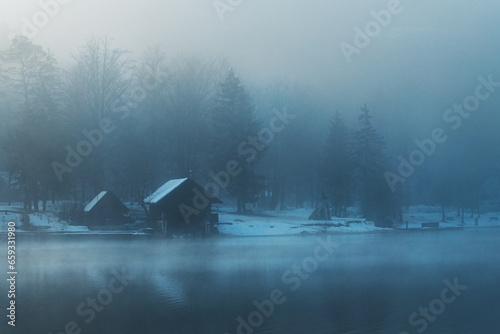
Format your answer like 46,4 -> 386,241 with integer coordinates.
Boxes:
0,230 -> 499,334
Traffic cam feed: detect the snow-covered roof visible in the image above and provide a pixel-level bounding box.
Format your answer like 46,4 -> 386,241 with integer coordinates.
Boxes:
84,191 -> 108,212
144,178 -> 189,204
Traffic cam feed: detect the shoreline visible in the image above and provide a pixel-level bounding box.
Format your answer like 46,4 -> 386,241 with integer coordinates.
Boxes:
1,225 -> 497,238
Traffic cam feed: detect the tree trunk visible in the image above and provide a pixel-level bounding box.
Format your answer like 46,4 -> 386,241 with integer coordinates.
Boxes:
23,179 -> 29,211
237,197 -> 245,214
279,185 -> 286,211
42,186 -> 48,212
271,177 -> 280,211
32,180 -> 39,212
140,201 -> 149,221
81,179 -> 86,203
294,184 -> 298,209
7,171 -> 12,206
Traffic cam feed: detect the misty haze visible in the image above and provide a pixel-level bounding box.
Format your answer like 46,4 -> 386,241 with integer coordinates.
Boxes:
1,1 -> 500,334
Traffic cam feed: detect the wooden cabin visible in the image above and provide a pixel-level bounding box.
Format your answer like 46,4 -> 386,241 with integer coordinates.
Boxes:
144,178 -> 222,236
83,191 -> 130,227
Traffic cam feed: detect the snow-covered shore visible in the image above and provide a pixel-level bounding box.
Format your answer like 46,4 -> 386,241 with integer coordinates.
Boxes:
400,205 -> 500,230
0,206 -> 89,233
215,207 -> 389,236
0,203 -> 386,235
1,203 -> 499,236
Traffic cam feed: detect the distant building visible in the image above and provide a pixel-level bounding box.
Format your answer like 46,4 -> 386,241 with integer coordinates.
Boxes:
144,178 -> 222,236
84,191 -> 130,227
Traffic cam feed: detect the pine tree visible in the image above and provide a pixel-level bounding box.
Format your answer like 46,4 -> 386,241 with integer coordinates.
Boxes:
322,111 -> 352,217
211,69 -> 263,213
353,104 -> 396,226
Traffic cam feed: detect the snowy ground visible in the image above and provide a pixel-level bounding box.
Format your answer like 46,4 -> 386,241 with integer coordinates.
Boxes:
24,211 -> 89,232
400,205 -> 500,230
215,207 -> 389,236
0,202 -> 386,235
0,203 -> 88,233
1,202 -> 499,235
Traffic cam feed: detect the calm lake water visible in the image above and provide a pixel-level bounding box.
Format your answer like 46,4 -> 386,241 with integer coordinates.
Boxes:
1,229 -> 499,334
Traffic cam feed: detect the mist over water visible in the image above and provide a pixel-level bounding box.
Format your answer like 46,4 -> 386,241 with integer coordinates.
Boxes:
0,231 -> 498,334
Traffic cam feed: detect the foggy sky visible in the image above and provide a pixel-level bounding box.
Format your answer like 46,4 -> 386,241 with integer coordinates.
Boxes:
2,0 -> 500,138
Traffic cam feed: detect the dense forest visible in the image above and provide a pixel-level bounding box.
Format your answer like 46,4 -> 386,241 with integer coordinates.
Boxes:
1,35 -> 500,227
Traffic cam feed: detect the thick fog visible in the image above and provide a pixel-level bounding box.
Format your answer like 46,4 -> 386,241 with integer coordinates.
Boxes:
3,0 -> 500,117
3,0 -> 500,131
1,0 -> 500,225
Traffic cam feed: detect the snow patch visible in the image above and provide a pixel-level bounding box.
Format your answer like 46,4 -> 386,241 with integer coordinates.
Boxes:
215,208 -> 390,236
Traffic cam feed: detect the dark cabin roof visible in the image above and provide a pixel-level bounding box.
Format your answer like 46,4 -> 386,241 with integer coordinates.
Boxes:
144,178 -> 222,205
84,191 -> 128,213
